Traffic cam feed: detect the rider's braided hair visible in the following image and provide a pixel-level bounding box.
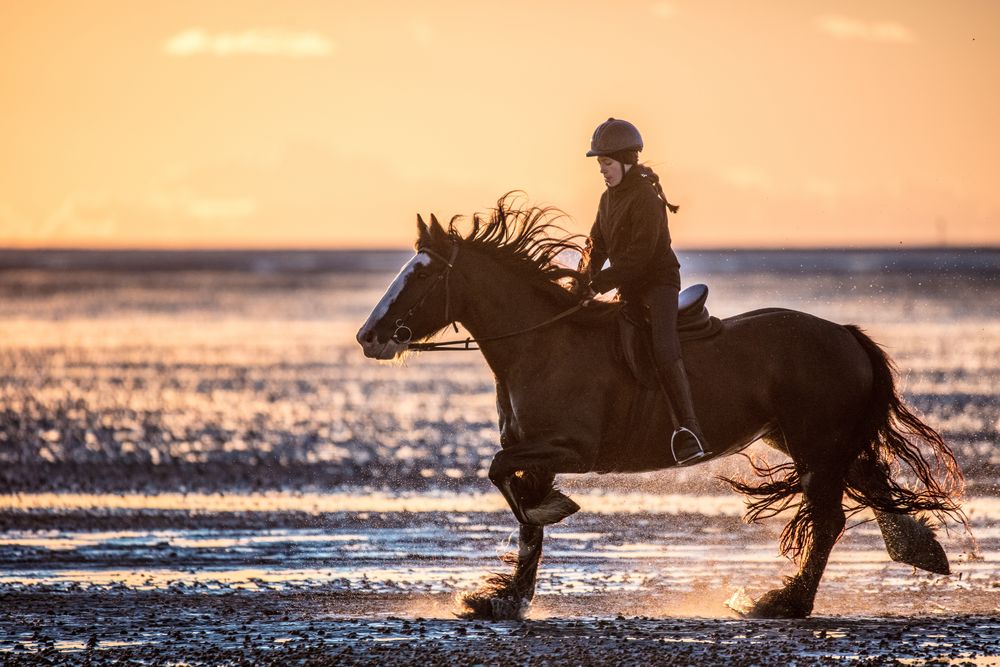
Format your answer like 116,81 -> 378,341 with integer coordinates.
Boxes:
635,164 -> 680,215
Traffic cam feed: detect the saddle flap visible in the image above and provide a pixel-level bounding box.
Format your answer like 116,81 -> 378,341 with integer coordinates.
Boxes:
616,284 -> 722,389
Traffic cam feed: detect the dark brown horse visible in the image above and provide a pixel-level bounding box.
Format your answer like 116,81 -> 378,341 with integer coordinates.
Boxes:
356,196 -> 966,620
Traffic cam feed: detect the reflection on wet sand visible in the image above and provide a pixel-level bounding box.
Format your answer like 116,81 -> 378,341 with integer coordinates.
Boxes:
0,493 -> 995,618
4,491 -> 1000,517
0,490 -> 747,514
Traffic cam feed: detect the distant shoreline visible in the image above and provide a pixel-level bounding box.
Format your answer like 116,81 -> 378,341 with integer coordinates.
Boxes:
0,247 -> 998,274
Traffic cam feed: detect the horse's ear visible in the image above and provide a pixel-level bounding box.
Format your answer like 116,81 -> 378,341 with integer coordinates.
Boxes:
429,213 -> 448,241
416,214 -> 430,247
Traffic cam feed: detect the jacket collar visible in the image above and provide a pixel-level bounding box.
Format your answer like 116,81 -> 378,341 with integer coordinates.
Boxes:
609,164 -> 643,192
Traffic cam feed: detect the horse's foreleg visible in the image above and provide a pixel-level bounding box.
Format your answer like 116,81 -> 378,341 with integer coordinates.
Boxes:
457,523 -> 543,620
488,447 -> 584,526
456,445 -> 586,620
747,473 -> 846,619
459,462 -> 551,619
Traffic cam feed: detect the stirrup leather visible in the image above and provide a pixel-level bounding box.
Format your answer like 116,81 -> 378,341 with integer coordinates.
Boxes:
670,427 -> 707,465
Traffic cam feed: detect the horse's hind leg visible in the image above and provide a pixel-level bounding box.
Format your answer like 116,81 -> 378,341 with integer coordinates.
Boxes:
747,463 -> 847,619
848,456 -> 950,575
873,511 -> 949,574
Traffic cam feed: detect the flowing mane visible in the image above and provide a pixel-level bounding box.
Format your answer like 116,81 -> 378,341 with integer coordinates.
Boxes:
444,193 -> 588,305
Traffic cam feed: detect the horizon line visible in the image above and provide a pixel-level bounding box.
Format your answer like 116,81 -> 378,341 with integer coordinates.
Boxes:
1,244 -> 999,253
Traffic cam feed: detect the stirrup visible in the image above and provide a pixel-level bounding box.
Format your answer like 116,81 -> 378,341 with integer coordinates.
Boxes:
670,427 -> 707,466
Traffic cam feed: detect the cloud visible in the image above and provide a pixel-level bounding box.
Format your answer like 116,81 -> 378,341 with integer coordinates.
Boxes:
9,144 -> 429,247
145,191 -> 258,222
0,203 -> 29,234
801,178 -> 841,199
650,2 -> 676,20
164,28 -> 334,58
410,20 -> 433,46
720,166 -> 772,191
815,15 -> 916,44
34,192 -> 134,242
17,190 -> 257,245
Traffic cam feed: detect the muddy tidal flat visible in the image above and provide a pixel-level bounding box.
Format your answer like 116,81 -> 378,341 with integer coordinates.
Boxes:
1,249 -> 999,665
1,492 -> 998,665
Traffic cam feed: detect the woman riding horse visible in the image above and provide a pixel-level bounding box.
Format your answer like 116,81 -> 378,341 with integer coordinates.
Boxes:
582,117 -> 706,465
356,196 -> 966,619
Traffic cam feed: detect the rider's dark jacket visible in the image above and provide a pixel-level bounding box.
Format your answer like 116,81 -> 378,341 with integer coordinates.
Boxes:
586,165 -> 681,301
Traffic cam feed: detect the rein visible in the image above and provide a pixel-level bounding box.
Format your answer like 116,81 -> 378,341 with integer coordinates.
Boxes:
408,303 -> 583,352
394,241 -> 583,352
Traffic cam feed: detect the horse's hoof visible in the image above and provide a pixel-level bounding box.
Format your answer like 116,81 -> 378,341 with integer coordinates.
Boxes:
489,596 -> 530,620
522,489 -> 580,526
455,591 -> 530,620
741,588 -> 812,619
876,511 -> 951,575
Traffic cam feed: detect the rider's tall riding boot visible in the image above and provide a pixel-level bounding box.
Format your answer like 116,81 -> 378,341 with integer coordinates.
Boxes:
660,358 -> 708,465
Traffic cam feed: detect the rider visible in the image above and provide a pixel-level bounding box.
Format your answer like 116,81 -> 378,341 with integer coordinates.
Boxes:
581,117 -> 707,465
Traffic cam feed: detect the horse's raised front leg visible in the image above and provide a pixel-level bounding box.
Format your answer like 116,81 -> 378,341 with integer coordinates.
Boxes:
488,446 -> 585,526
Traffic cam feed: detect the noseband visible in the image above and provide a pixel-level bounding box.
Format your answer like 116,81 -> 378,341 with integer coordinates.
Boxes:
391,242 -> 461,344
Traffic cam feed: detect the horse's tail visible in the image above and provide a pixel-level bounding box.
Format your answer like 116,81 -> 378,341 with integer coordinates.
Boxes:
842,325 -> 966,526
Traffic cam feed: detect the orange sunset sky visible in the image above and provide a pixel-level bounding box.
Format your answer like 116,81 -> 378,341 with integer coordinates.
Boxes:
1,1 -> 998,249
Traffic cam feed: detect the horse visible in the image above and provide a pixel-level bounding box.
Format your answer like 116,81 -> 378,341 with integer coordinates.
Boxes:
355,195 -> 966,620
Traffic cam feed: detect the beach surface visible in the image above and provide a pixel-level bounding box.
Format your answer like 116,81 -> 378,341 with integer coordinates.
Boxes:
1,250 -> 998,664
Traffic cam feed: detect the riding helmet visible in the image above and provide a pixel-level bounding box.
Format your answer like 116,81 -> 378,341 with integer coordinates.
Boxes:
586,118 -> 644,157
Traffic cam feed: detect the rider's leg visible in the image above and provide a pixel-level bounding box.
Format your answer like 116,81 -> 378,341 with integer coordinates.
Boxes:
645,285 -> 708,464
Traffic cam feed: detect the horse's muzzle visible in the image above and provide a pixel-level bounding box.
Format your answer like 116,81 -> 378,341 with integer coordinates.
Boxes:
357,328 -> 408,360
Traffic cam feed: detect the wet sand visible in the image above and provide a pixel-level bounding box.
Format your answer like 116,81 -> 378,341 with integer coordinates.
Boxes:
3,590 -> 999,665
2,494 -> 998,664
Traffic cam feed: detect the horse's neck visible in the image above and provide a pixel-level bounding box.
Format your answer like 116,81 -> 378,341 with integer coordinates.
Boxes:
456,258 -> 566,378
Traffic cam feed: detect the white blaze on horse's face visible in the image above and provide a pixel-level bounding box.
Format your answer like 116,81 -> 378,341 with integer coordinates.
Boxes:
356,252 -> 432,359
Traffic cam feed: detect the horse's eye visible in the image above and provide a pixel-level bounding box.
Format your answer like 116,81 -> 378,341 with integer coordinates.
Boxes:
416,271 -> 429,279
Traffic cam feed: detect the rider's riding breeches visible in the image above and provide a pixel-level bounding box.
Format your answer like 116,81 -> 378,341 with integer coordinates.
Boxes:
643,284 -> 682,366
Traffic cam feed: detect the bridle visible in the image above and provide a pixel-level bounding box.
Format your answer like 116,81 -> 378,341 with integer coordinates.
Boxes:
390,241 -> 583,352
390,242 -> 461,346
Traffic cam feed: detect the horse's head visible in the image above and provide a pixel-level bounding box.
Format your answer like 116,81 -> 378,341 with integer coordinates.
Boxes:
356,214 -> 459,359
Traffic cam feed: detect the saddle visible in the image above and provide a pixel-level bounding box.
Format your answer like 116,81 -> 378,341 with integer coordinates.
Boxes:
616,283 -> 722,389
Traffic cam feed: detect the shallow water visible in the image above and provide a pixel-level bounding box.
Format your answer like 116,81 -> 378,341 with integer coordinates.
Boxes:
0,491 -> 996,609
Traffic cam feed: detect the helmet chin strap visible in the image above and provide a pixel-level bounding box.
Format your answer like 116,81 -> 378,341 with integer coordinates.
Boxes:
607,160 -> 631,188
